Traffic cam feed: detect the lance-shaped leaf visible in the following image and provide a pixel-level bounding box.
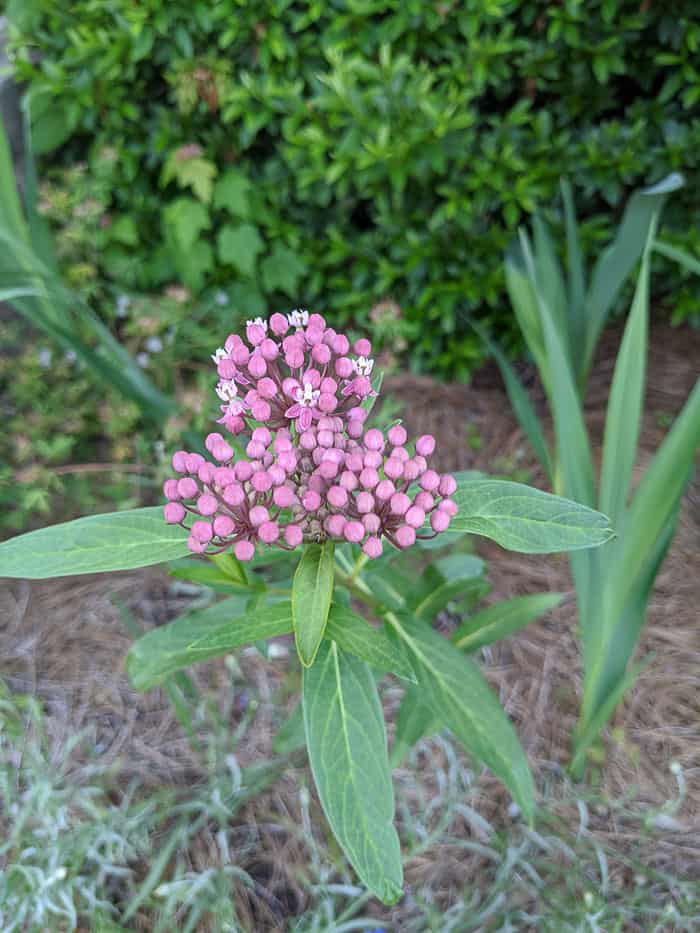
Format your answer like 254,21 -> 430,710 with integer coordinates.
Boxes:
127,601 -> 293,690
303,640 -> 403,904
387,614 -> 535,820
0,508 -> 189,579
292,542 -> 336,666
447,478 -> 613,553
326,606 -> 416,681
391,684 -> 438,767
452,592 -> 564,653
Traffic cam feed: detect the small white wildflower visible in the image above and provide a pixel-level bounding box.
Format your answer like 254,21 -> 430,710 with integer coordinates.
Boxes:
215,290 -> 229,306
136,352 -> 149,368
583,891 -> 594,909
216,379 -> 238,402
64,349 -> 77,364
145,336 -> 163,353
211,347 -> 229,365
246,316 -> 268,331
296,381 -> 320,407
507,802 -> 520,819
116,294 -> 131,317
38,348 -> 52,368
268,641 -> 289,659
352,355 -> 374,376
287,308 -> 309,328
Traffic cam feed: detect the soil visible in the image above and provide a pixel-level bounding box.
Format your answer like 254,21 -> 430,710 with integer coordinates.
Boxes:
1,321 -> 698,929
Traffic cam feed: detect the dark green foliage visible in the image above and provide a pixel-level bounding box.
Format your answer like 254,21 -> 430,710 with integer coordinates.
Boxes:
7,0 -> 700,377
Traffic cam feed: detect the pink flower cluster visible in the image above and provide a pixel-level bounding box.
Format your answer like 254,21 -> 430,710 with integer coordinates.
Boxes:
164,311 -> 457,560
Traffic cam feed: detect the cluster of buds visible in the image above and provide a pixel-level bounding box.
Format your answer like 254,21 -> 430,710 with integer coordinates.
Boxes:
164,311 -> 457,560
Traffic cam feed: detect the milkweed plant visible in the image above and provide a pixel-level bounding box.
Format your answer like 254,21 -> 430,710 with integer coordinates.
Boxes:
0,310 -> 615,903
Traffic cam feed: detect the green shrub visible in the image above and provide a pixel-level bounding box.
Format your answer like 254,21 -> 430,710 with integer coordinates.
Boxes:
7,0 -> 700,377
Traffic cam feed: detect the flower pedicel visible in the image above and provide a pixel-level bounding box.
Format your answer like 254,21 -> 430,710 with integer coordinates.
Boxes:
164,311 -> 457,560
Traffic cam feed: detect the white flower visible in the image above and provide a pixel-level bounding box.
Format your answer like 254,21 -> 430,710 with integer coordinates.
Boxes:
246,316 -> 268,331
38,348 -> 52,369
287,308 -> 309,328
136,352 -> 150,368
63,349 -> 77,364
116,294 -> 131,317
352,355 -> 374,376
216,379 -> 238,402
211,347 -> 229,365
296,381 -> 320,406
146,336 -> 163,353
215,290 -> 229,306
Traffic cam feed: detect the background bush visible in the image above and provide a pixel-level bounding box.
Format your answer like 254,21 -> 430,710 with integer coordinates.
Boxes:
7,0 -> 700,378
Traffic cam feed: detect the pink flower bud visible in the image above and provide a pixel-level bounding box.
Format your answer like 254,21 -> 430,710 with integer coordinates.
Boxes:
352,376 -> 372,398
251,471 -> 272,493
172,450 -> 188,473
363,428 -> 384,451
273,485 -> 296,508
284,524 -> 303,547
164,502 -> 185,524
252,427 -> 272,447
326,514 -> 346,537
305,327 -> 323,346
343,521 -> 365,544
278,451 -> 297,473
414,491 -> 434,511
234,461 -> 253,482
191,520 -> 213,543
439,498 -> 458,517
260,338 -> 279,361
403,459 -> 421,482
439,474 -> 457,496
282,377 -> 299,398
233,345 -> 250,365
223,483 -> 245,506
246,323 -> 266,346
177,477 -> 198,499
356,491 -> 375,514
384,458 -> 404,480
249,505 -> 270,527
275,432 -> 293,452
212,442 -> 234,463
317,392 -> 337,412
395,525 -> 416,548
200,463 -> 217,484
340,470 -> 359,491
248,354 -> 267,378
302,489 -> 321,512
268,464 -> 286,485
217,358 -> 236,379
185,453 -> 205,473
285,349 -> 304,368
316,429 -> 332,448
420,470 -> 440,491
163,479 -> 180,500
187,535 -> 208,554
320,376 -> 338,394
318,459 -> 339,480
335,357 -> 353,378
348,407 -> 368,424
205,433 -> 224,453
363,450 -> 382,468
251,400 -> 272,421
387,425 -> 407,446
416,434 -> 436,457
345,452 -> 363,472
359,467 -> 379,489
326,485 -> 347,508
304,368 -> 321,388
347,419 -> 363,438
375,479 -> 395,501
354,338 -> 371,356
258,521 -> 280,544
391,445 -> 409,462
235,540 -> 255,561
405,505 -> 426,528
390,492 -> 411,515
299,430 -> 316,451
363,536 -> 383,559
362,513 -> 381,533
331,334 -> 349,355
431,510 -> 451,532
269,312 -> 289,335
257,377 -> 277,399
312,343 -> 331,365
309,313 -> 325,329
197,494 -> 218,516
213,515 -> 235,537
246,440 -> 266,460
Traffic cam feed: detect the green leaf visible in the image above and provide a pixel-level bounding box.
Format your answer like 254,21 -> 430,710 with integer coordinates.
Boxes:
127,601 -> 293,691
272,702 -> 307,755
0,508 -> 189,579
168,560 -> 257,595
261,242 -> 306,295
560,179 -> 587,367
447,478 -> 613,553
654,240 -> 700,276
387,614 -> 535,820
212,169 -> 251,217
292,542 -> 336,666
413,575 -> 486,621
303,640 -> 403,903
217,223 -> 264,276
452,592 -> 563,653
390,684 -> 438,767
163,198 -> 210,252
599,217 -> 655,527
325,606 -> 416,681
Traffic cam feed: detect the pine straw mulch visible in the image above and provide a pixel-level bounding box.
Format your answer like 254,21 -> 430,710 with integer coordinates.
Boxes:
0,322 -> 698,928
